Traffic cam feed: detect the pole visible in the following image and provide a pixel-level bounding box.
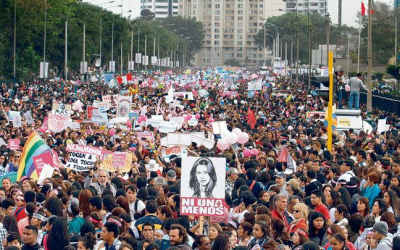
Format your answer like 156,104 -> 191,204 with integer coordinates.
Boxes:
327,51 -> 333,152
290,38 -> 293,80
296,36 -> 299,82
347,35 -> 350,78
44,0 -> 47,67
308,10 -> 311,89
285,42 -> 288,78
326,13 -> 330,67
65,19 -> 68,81
338,0 -> 342,28
263,27 -> 266,66
111,17 -> 114,70
145,35 -> 147,68
121,42 -> 123,72
357,21 -> 361,73
130,30 -> 133,70
137,32 -> 140,70
394,15 -> 397,66
100,18 -> 102,69
13,0 -> 16,81
83,22 -> 86,73
367,0 -> 372,113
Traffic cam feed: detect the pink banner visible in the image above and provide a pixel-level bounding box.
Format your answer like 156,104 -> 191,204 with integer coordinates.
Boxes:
8,139 -> 20,150
112,152 -> 127,168
33,152 -> 54,176
52,150 -> 61,170
40,117 -> 49,131
180,198 -> 225,216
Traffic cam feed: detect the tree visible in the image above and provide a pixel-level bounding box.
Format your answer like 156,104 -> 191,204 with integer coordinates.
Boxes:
224,59 -> 242,67
387,64 -> 400,80
140,9 -> 155,21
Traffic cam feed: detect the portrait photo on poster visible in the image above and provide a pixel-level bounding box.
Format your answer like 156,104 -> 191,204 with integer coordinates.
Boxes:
181,157 -> 226,199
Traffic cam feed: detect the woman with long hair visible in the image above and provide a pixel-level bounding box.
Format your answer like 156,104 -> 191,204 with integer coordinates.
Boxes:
237,222 -> 252,247
208,223 -> 223,245
272,218 -> 291,246
380,212 -> 398,234
193,235 -> 211,250
67,203 -> 86,234
17,202 -> 35,236
78,189 -> 92,219
308,212 -> 327,246
371,199 -> 388,222
116,196 -> 130,215
329,233 -> 350,250
44,196 -> 64,217
326,190 -> 343,223
357,197 -> 370,217
2,215 -> 19,235
189,157 -> 218,198
290,228 -> 309,250
249,221 -> 270,248
338,187 -> 352,211
383,190 -> 400,217
211,234 -> 230,250
46,218 -> 68,250
287,203 -> 309,235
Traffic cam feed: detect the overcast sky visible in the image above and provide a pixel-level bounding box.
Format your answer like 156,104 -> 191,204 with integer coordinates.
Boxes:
83,0 -> 394,27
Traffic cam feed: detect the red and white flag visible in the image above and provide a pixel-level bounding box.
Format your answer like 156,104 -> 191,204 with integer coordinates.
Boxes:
361,1 -> 373,16
277,146 -> 288,163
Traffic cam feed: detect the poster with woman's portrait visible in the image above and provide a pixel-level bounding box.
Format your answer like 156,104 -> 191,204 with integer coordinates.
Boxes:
117,96 -> 131,118
180,157 -> 226,216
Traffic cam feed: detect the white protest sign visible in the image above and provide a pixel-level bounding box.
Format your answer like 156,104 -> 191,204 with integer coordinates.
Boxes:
180,157 -> 226,216
248,79 -> 262,90
12,114 -> 22,127
159,121 -> 178,133
167,133 -> 192,146
65,144 -> 102,172
161,146 -> 187,162
191,134 -> 216,149
24,111 -> 34,125
377,118 -> 388,135
94,102 -> 109,113
48,114 -> 70,132
170,117 -> 185,129
67,121 -> 81,130
117,96 -> 131,118
188,117 -> 198,126
145,119 -> 162,128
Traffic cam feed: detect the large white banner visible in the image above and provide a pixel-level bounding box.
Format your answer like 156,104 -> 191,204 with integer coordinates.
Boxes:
248,79 -> 262,90
180,157 -> 226,216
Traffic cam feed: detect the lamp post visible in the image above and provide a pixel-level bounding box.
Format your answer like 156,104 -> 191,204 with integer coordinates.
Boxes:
13,0 -> 16,82
65,2 -> 78,82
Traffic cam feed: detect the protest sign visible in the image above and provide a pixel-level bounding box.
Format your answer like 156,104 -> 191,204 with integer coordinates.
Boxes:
248,79 -> 262,90
8,111 -> 20,121
129,111 -> 139,121
161,146 -> 187,162
170,117 -> 185,129
97,103 -> 109,113
159,121 -> 178,133
137,132 -> 154,143
52,149 -> 61,170
33,152 -> 54,176
48,114 -> 70,132
67,121 -> 81,130
92,112 -> 108,124
87,106 -> 98,120
174,92 -> 194,100
117,96 -> 131,118
112,152 -> 128,168
188,117 -> 198,127
119,153 -> 133,172
37,164 -> 54,186
53,103 -> 70,115
65,144 -> 102,171
145,119 -> 162,128
40,117 -> 49,131
24,111 -> 33,125
8,139 -> 20,150
167,133 -> 192,146
100,154 -> 115,172
12,114 -> 22,127
180,157 -> 226,216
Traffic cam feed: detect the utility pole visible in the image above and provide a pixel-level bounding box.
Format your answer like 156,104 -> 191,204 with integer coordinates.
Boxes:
395,15 -> 398,67
296,36 -> 299,83
290,38 -> 293,80
367,0 -> 372,114
13,0 -> 16,82
285,42 -> 288,78
338,0 -> 342,28
308,7 -> 311,89
326,13 -> 330,68
263,26 -> 266,66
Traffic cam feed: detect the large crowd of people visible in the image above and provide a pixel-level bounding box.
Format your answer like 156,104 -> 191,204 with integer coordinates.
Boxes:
0,68 -> 399,250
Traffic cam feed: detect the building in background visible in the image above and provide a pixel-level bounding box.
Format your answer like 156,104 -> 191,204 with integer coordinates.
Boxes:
396,0 -> 400,9
285,0 -> 327,15
178,0 -> 285,68
141,0 -> 179,19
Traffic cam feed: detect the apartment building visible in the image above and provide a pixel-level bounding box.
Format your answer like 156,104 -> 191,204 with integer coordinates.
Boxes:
141,0 -> 179,19
285,0 -> 327,15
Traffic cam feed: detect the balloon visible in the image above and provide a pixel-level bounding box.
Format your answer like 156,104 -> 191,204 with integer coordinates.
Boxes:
109,128 -> 116,136
251,149 -> 258,156
217,139 -> 230,151
39,127 -> 46,133
237,132 -> 249,144
195,113 -> 200,119
209,117 -> 215,123
141,115 -> 147,122
243,149 -> 251,157
221,130 -> 230,140
72,100 -> 83,112
192,90 -> 198,95
127,120 -> 132,128
129,147 -> 137,151
227,132 -> 238,144
186,114 -> 192,121
232,128 -> 242,136
137,116 -> 143,123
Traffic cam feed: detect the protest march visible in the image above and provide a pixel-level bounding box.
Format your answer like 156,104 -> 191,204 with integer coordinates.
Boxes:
0,67 -> 399,250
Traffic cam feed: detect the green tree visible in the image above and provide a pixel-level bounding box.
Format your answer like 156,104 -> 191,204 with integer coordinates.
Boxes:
387,64 -> 400,80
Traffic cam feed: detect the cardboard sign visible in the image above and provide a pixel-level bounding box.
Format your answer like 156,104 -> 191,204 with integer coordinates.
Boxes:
159,121 -> 178,133
97,103 -> 109,113
100,154 -> 115,172
87,106 -> 98,120
161,146 -> 187,162
24,111 -> 33,125
137,132 -> 154,143
48,114 -> 70,132
180,157 -> 226,216
129,112 -> 139,120
112,152 -> 128,168
65,144 -> 102,171
33,152 -> 54,176
8,139 -> 20,151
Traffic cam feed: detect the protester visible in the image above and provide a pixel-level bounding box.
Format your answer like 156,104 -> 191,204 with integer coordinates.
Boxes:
0,68 -> 398,250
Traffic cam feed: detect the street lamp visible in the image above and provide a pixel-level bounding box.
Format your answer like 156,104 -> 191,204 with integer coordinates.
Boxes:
65,2 -> 78,82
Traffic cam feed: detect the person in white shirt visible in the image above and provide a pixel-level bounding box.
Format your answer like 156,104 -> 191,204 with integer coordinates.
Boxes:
126,185 -> 145,223
338,160 -> 355,182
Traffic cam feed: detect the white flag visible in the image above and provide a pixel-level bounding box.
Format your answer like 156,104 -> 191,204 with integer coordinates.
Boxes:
165,86 -> 174,104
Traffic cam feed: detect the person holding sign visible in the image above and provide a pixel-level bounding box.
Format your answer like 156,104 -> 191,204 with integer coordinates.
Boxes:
189,157 -> 217,198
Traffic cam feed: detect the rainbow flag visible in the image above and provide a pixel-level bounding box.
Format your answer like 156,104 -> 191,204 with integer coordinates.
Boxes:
17,131 -> 51,181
